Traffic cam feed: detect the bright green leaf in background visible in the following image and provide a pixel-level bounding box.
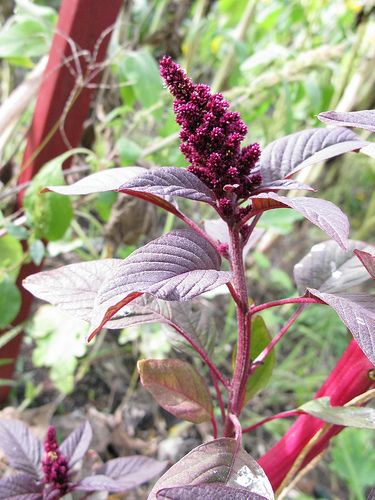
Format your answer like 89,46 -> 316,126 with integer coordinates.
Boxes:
23,152 -> 77,241
0,279 -> 21,328
29,239 -> 45,265
245,316 -> 276,403
119,49 -> 163,110
258,209 -> 304,235
330,428 -> 375,499
26,305 -> 88,394
0,234 -> 23,280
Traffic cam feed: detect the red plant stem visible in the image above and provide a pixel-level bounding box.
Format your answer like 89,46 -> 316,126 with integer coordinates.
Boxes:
210,368 -> 226,424
242,213 -> 262,246
242,410 -> 302,433
211,415 -> 218,439
251,305 -> 305,370
224,227 -> 251,436
226,282 -> 242,308
250,296 -> 323,314
258,340 -> 374,490
167,321 -> 228,388
229,413 -> 243,445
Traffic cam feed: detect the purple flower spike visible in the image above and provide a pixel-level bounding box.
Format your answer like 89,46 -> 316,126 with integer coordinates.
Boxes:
42,426 -> 70,495
160,56 -> 261,219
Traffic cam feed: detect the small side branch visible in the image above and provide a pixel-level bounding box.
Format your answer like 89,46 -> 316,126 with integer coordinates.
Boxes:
250,296 -> 323,315
242,410 -> 302,434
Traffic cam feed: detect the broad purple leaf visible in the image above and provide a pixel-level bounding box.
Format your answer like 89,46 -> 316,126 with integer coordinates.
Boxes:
294,240 -> 374,294
318,110 -> 375,133
308,289 -> 375,365
23,259 -> 122,323
44,166 -> 145,195
88,229 -> 232,341
203,219 -> 264,257
254,179 -> 316,193
138,358 -> 214,423
156,484 -> 267,499
96,456 -> 167,488
148,438 -> 274,500
0,474 -> 42,499
259,127 -> 367,183
251,193 -> 349,249
300,397 -> 375,429
60,421 -> 92,468
0,419 -> 42,479
75,475 -> 126,493
118,167 -> 215,204
355,249 -> 375,280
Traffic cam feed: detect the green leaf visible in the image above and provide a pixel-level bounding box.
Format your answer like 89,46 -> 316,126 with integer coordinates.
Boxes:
244,316 -> 275,403
29,239 -> 45,265
23,152 -> 82,241
258,209 -> 304,235
117,137 -> 142,166
137,358 -> 213,424
330,428 -> 375,494
0,279 -> 21,328
0,18 -> 52,59
120,49 -> 163,109
0,234 -> 23,280
26,305 -> 88,394
300,397 -> 375,429
95,192 -> 117,222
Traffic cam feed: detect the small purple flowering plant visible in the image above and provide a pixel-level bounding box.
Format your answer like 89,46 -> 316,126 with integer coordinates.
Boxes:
16,58 -> 375,499
0,418 -> 167,499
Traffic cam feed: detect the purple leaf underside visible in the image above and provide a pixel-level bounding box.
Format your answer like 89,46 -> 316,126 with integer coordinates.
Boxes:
204,219 -> 264,257
254,179 -> 316,193
0,419 -> 42,479
156,484 -> 268,500
294,240 -> 374,294
96,456 -> 168,488
318,110 -> 375,133
45,166 -> 145,195
0,474 -> 42,499
60,420 -> 92,468
75,474 -> 127,493
89,229 -> 231,340
259,127 -> 367,183
308,289 -> 375,366
148,438 -> 274,500
118,167 -> 215,204
251,193 -> 349,249
23,259 -> 122,323
355,249 -> 375,280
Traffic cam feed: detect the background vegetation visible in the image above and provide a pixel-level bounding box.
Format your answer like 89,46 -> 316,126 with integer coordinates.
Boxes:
0,0 -> 374,498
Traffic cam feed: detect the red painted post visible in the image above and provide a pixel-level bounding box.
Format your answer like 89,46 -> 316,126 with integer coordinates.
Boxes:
0,0 -> 122,403
258,340 -> 374,490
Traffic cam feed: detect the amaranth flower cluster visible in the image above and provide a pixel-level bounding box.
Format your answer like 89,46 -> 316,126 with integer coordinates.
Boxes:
159,55 -> 261,219
42,426 -> 70,495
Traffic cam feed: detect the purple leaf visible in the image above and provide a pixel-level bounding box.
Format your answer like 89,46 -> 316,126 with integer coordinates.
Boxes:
138,358 -> 214,424
118,167 -> 215,204
254,179 -> 316,193
44,167 -> 145,195
60,421 -> 92,468
148,438 -> 274,500
299,397 -> 375,429
203,219 -> 264,257
250,193 -> 349,249
0,419 -> 42,479
354,249 -> 375,279
294,240 -> 374,294
0,474 -> 42,499
23,259 -> 122,323
156,484 -> 267,499
88,229 -> 232,341
75,474 -> 126,492
259,127 -> 367,183
96,456 -> 167,488
308,289 -> 375,366
318,110 -> 375,133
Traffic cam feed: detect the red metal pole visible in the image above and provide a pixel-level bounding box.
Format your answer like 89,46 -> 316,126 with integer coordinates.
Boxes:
0,0 -> 122,403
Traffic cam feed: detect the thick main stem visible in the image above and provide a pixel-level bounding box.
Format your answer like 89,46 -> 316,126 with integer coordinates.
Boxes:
224,227 -> 251,436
